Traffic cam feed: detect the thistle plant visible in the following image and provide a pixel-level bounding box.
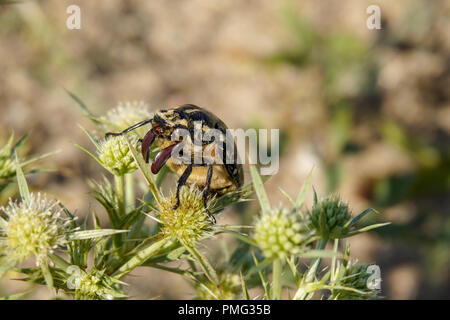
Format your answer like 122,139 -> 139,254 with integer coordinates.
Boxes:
254,207 -> 311,259
308,195 -> 351,239
157,185 -> 214,247
0,193 -> 72,267
196,272 -> 241,300
101,101 -> 152,137
69,267 -> 126,300
0,141 -> 16,180
97,135 -> 138,176
330,258 -> 379,300
0,95 -> 390,300
0,133 -> 56,193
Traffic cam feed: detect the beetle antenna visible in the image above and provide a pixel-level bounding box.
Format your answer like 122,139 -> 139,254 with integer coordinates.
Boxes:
105,119 -> 153,138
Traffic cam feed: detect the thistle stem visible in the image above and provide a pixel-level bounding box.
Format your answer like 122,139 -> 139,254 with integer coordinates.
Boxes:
311,237 -> 328,277
115,174 -> 125,218
331,239 -> 339,282
272,259 -> 282,300
125,173 -> 135,211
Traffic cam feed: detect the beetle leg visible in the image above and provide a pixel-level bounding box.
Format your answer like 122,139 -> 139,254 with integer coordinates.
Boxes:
151,143 -> 178,174
105,119 -> 152,138
203,165 -> 216,224
173,164 -> 193,210
141,130 -> 156,163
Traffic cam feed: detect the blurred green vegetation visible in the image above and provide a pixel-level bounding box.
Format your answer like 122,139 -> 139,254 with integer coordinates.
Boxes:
262,4 -> 450,298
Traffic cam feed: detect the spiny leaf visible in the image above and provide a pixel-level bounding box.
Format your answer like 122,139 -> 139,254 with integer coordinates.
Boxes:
215,229 -> 257,247
39,259 -> 54,290
278,187 -> 295,206
252,253 -> 271,299
167,246 -> 187,260
240,271 -> 250,300
345,222 -> 391,237
75,144 -> 114,175
249,164 -> 271,214
15,153 -> 30,205
181,240 -> 219,285
0,290 -> 32,300
113,237 -> 172,278
49,254 -> 71,270
124,135 -> 161,206
346,207 -> 379,228
65,89 -> 100,124
10,132 -> 29,155
20,150 -> 61,167
295,168 -> 313,209
67,229 -> 128,241
78,124 -> 101,149
299,249 -> 342,259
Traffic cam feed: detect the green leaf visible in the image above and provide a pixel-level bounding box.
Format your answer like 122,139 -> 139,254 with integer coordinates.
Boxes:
67,229 -> 128,241
252,253 -> 271,299
10,132 -> 29,155
167,246 -> 187,260
249,164 -> 271,214
295,169 -> 313,208
78,124 -> 101,149
75,144 -> 114,175
124,135 -> 161,205
286,256 -> 301,286
65,89 -> 100,123
181,240 -> 219,285
346,207 -> 379,228
240,271 -> 250,300
15,153 -> 30,205
247,256 -> 273,276
215,229 -> 258,247
113,237 -> 172,278
20,150 -> 60,168
49,254 -> 71,270
300,249 -> 342,259
0,290 -> 32,300
278,187 -> 295,206
39,259 -> 54,290
345,222 -> 391,237
1,133 -> 14,155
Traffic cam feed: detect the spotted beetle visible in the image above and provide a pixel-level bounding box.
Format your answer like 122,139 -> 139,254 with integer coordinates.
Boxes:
105,104 -> 244,224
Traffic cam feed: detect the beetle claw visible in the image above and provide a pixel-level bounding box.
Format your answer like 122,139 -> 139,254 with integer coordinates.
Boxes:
206,209 -> 216,225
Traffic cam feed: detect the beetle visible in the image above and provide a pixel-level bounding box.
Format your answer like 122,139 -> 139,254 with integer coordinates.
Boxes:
105,104 -> 244,224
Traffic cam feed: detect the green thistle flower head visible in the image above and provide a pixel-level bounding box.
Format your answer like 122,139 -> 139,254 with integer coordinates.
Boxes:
254,207 -> 311,259
308,195 -> 351,239
332,259 -> 380,300
97,135 -> 138,175
197,272 -> 241,300
158,185 -> 214,247
102,101 -> 152,137
73,268 -> 122,300
0,193 -> 71,265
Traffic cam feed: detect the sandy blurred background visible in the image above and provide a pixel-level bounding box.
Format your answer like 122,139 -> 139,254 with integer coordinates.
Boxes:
0,0 -> 449,299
